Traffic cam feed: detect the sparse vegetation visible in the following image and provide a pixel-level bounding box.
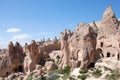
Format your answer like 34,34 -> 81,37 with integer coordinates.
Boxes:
58,65 -> 70,75
26,74 -> 33,80
104,66 -> 113,72
46,58 -> 55,62
79,69 -> 88,74
47,73 -> 60,80
61,74 -> 70,80
69,76 -> 76,80
47,65 -> 70,80
92,69 -> 102,78
78,74 -> 88,80
105,68 -> 120,80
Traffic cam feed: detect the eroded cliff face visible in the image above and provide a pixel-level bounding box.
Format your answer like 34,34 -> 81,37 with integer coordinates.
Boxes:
0,38 -> 61,77
96,6 -> 120,60
58,23 -> 97,70
0,42 -> 24,77
0,6 -> 120,79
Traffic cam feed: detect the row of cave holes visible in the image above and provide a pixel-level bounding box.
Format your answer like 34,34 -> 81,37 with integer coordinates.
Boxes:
87,53 -> 120,69
106,52 -> 120,60
100,42 -> 120,48
100,42 -> 120,59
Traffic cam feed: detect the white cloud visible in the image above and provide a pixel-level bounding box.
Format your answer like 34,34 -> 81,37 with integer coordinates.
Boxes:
6,28 -> 20,33
12,34 -> 31,41
118,18 -> 120,21
38,32 -> 54,35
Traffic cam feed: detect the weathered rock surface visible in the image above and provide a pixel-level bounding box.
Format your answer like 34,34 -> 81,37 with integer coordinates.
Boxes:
0,6 -> 120,80
45,61 -> 58,72
69,23 -> 97,69
0,42 -> 24,77
96,6 -> 120,61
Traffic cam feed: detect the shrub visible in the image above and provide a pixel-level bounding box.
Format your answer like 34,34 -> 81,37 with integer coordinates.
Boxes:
57,65 -> 70,75
26,74 -> 33,80
47,65 -> 70,80
105,68 -> 120,80
69,76 -> 76,80
92,69 -> 102,78
79,69 -> 88,74
46,58 -> 55,62
61,74 -> 70,80
104,66 -> 113,72
78,74 -> 88,80
47,73 -> 60,80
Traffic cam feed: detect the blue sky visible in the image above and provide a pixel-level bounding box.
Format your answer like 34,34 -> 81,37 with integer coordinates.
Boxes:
0,0 -> 120,48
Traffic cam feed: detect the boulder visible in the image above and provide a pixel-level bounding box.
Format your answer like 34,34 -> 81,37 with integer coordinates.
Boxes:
45,61 -> 58,72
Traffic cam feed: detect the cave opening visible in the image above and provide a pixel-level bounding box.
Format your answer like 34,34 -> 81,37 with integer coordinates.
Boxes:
14,65 -> 23,73
87,62 -> 95,68
107,52 -> 110,57
118,53 -> 119,60
18,65 -> 23,72
100,42 -> 103,47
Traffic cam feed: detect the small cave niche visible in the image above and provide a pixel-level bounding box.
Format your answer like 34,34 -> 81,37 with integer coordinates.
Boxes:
14,65 -> 24,73
56,55 -> 60,59
18,65 -> 24,72
87,62 -> 95,68
100,42 -> 103,47
107,52 -> 110,57
6,72 -> 9,76
118,53 -> 119,60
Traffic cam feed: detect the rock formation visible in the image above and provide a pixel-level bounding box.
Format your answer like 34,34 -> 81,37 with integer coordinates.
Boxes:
96,6 -> 120,60
23,40 -> 39,74
0,42 -> 24,77
59,29 -> 72,69
102,6 -> 118,28
0,6 -> 120,80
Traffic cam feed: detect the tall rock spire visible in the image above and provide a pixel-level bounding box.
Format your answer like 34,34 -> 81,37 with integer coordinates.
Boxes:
101,6 -> 118,28
103,6 -> 115,19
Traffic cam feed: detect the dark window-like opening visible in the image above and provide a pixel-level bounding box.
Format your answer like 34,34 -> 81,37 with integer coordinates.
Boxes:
18,66 -> 23,72
100,42 -> 103,47
87,62 -> 95,68
56,55 -> 60,59
107,52 -> 110,57
14,68 -> 18,72
14,66 -> 23,73
118,53 -> 119,60
6,72 -> 9,76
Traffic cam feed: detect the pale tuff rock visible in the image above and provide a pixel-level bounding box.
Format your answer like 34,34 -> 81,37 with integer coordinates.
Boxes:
59,29 -> 72,69
45,61 -> 58,72
0,42 -> 24,77
102,6 -> 118,28
96,6 -> 120,61
58,23 -> 97,70
0,6 -> 120,80
23,40 -> 40,74
69,23 -> 97,69
103,6 -> 115,19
